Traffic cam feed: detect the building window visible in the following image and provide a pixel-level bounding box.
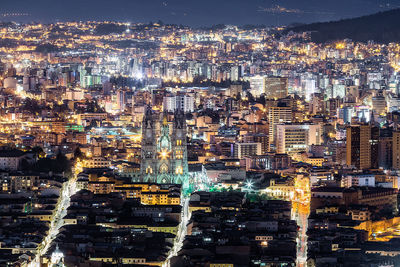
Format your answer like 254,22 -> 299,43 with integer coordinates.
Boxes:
146,166 -> 153,174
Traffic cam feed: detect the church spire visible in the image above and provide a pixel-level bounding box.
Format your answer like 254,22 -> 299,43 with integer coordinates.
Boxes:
370,110 -> 376,126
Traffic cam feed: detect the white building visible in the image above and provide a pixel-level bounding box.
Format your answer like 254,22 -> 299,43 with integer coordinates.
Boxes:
300,73 -> 317,101
276,124 -> 322,155
163,94 -> 195,113
341,174 -> 375,188
249,75 -> 266,97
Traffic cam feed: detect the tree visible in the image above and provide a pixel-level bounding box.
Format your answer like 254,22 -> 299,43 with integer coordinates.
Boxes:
74,147 -> 84,160
32,146 -> 43,154
32,146 -> 45,159
246,91 -> 255,103
257,94 -> 266,106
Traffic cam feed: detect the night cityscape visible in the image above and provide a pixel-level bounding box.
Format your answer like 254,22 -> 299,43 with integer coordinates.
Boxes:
2,1 -> 400,267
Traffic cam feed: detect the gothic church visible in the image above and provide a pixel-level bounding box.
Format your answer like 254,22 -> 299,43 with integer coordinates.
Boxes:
140,106 -> 188,186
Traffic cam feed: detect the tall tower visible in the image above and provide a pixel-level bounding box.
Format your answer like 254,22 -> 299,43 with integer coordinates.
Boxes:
140,106 -> 157,181
346,124 -> 379,169
171,109 -> 189,186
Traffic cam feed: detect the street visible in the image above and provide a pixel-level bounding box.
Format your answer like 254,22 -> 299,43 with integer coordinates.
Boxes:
370,224 -> 400,242
292,200 -> 310,267
163,196 -> 190,267
28,173 -> 77,267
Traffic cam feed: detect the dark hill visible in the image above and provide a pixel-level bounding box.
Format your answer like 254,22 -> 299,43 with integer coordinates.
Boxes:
287,9 -> 400,44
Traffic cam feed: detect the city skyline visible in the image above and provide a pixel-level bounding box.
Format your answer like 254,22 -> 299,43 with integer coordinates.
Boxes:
1,2 -> 400,267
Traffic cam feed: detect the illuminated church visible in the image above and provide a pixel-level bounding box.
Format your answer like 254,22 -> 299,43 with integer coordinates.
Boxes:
140,106 -> 188,186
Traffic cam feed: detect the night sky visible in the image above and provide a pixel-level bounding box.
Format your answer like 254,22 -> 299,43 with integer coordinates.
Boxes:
1,0 -> 399,26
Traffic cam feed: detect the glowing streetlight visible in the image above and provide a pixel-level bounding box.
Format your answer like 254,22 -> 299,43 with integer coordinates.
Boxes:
244,180 -> 254,191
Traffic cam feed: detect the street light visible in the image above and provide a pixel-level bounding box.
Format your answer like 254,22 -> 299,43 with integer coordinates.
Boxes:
244,180 -> 254,192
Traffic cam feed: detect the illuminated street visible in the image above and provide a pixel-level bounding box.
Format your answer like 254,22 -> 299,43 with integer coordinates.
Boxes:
292,202 -> 310,267
163,197 -> 190,267
292,175 -> 311,267
370,224 -> 400,242
28,171 -> 78,267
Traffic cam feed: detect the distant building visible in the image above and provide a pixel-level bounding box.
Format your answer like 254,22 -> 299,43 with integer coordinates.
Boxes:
346,124 -> 379,169
311,187 -> 397,212
372,91 -> 387,115
83,157 -> 110,168
341,174 -> 375,188
378,128 -> 392,169
268,106 -> 293,148
243,133 -> 269,153
245,153 -> 292,170
0,150 -> 27,171
249,75 -> 265,97
233,143 -> 262,159
393,131 -> 400,169
163,94 -> 194,113
250,76 -> 288,99
276,124 -> 322,155
264,77 -> 288,99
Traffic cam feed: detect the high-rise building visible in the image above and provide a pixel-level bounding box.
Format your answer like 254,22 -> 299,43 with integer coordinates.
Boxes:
163,94 -> 195,113
0,60 -> 5,76
116,89 -> 126,111
163,95 -> 176,112
250,75 -> 265,97
175,94 -> 195,113
264,77 -> 288,99
392,131 -> 400,169
372,91 -> 387,115
346,124 -> 379,169
268,105 -> 293,150
301,74 -> 317,101
233,143 -> 262,159
227,84 -> 242,97
243,133 -> 269,153
276,124 -> 322,156
378,128 -> 392,170
249,76 -> 288,99
230,65 -> 242,81
337,106 -> 354,124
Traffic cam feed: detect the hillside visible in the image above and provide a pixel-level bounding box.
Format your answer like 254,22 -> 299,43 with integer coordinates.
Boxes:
287,9 -> 400,43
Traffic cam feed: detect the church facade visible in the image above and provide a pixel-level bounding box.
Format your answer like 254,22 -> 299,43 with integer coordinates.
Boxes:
140,106 -> 189,186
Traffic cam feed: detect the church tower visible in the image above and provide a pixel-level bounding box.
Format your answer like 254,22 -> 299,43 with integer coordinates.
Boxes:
171,109 -> 188,186
140,106 -> 157,181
